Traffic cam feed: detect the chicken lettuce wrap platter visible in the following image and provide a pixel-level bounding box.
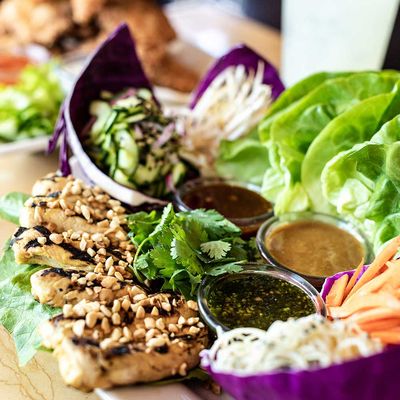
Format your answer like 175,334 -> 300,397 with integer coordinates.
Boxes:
1,21 -> 400,400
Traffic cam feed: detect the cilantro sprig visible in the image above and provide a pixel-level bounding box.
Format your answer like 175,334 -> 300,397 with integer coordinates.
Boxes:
127,204 -> 252,298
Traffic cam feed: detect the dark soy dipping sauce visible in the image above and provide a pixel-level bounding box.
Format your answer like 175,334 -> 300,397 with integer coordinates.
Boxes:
208,273 -> 315,331
182,183 -> 272,219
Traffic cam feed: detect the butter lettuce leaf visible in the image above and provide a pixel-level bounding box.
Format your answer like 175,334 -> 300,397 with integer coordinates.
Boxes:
302,87 -> 400,212
266,71 -> 400,213
0,192 -> 29,224
0,243 -> 59,365
216,136 -> 269,186
321,116 -> 400,250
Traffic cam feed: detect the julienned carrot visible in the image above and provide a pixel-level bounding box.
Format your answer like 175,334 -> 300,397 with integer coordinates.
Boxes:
326,274 -> 349,307
347,237 -> 400,298
343,258 -> 364,298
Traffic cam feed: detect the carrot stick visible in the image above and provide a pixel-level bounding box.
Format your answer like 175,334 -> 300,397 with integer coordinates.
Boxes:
329,293 -> 400,319
343,258 -> 364,300
351,308 -> 400,324
358,318 -> 400,332
370,330 -> 400,345
347,236 -> 400,297
326,274 -> 349,307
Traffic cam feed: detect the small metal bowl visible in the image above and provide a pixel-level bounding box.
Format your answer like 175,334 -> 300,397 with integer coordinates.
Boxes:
256,212 -> 373,289
174,177 -> 273,237
197,263 -> 326,333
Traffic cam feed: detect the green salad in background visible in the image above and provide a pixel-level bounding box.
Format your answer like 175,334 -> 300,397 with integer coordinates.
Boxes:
216,70 -> 400,252
0,63 -> 64,143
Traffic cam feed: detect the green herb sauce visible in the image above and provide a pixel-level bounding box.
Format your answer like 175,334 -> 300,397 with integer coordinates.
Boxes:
208,273 -> 315,331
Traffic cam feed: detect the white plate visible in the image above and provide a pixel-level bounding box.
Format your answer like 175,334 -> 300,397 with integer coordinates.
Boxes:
0,135 -> 50,156
96,381 -> 232,400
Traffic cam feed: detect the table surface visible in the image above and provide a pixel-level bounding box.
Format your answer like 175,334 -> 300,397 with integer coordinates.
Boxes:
0,3 -> 280,399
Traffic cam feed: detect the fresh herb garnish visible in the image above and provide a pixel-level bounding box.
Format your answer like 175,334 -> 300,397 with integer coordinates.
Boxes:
128,204 -> 252,298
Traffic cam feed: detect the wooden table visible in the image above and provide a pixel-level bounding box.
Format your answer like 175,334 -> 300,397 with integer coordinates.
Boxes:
0,3 -> 280,399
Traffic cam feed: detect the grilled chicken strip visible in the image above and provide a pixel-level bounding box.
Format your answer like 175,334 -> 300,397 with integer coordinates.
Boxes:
31,268 -> 142,307
12,225 -> 132,273
21,174 -> 128,246
40,293 -> 207,391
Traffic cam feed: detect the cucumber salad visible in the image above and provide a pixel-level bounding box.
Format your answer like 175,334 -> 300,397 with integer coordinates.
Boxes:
85,88 -> 186,197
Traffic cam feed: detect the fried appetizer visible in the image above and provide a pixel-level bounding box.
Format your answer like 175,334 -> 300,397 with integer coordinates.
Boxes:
40,294 -> 208,391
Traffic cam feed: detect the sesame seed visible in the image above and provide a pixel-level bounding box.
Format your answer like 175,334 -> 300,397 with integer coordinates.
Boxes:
93,286 -> 102,294
178,363 -> 187,376
123,326 -> 133,340
187,317 -> 199,326
145,328 -> 158,341
178,316 -> 186,325
144,317 -> 155,329
97,247 -> 107,256
85,287 -> 94,296
49,233 -> 63,244
168,324 -> 178,333
115,271 -> 124,281
86,311 -> 98,329
112,300 -> 121,313
100,305 -> 112,318
86,272 -> 97,281
59,199 -> 68,209
112,313 -> 121,325
37,236 -> 47,245
121,298 -> 131,311
107,266 -> 116,276
161,302 -> 171,312
100,338 -> 113,350
80,238 -> 87,251
147,337 -> 166,348
77,277 -> 87,286
134,293 -> 147,302
101,276 -> 117,289
135,305 -> 145,319
87,248 -> 96,257
63,304 -> 73,318
155,318 -> 165,330
188,326 -> 200,335
105,256 -> 114,269
72,320 -> 85,337
151,306 -> 159,317
187,300 -> 199,311
134,328 -> 146,339
81,205 -> 91,220
101,317 -> 111,334
111,328 -> 122,341
71,232 -> 80,240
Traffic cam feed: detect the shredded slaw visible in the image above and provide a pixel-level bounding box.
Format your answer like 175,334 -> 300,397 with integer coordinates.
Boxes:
182,62 -> 272,174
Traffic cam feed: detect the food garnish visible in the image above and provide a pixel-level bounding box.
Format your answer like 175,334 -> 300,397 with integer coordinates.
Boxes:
202,314 -> 383,373
325,236 -> 400,345
85,88 -> 186,197
128,204 -> 253,298
0,62 -> 64,142
205,272 -> 316,331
